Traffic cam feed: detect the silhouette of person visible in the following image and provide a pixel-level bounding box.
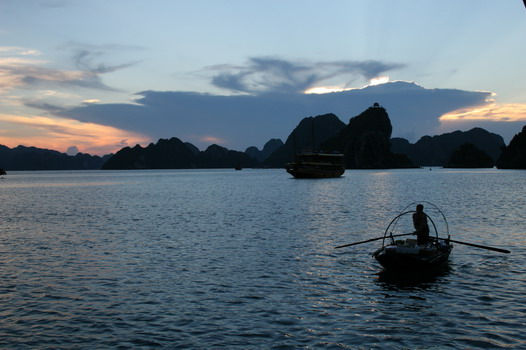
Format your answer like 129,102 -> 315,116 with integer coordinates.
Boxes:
413,204 -> 430,245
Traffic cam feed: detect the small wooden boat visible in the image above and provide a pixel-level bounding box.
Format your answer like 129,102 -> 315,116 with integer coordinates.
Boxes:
372,202 -> 453,271
336,201 -> 508,271
286,152 -> 345,178
373,238 -> 452,270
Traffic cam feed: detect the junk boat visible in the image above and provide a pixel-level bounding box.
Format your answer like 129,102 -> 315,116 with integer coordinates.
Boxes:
372,202 -> 453,271
286,152 -> 345,178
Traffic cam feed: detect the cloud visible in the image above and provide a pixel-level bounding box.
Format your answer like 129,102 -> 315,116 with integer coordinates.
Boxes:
31,80 -> 499,151
0,44 -> 138,94
0,46 -> 41,56
207,57 -> 405,94
438,102 -> 526,140
440,103 -> 526,122
66,145 -> 79,155
72,48 -> 138,75
17,56 -> 522,152
199,136 -> 226,144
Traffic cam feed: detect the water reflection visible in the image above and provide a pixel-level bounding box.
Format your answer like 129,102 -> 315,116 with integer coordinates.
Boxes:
376,265 -> 452,291
1,169 -> 525,348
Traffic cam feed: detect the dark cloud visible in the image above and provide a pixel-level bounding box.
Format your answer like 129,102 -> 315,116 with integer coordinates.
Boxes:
207,57 -> 405,94
33,81 -> 498,150
211,72 -> 250,93
19,70 -> 115,91
72,49 -> 138,75
24,101 -> 66,114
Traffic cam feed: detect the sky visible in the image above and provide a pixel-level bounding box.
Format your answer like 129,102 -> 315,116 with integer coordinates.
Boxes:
1,0 -> 525,155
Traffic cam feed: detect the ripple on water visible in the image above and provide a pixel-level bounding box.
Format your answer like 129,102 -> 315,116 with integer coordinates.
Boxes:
0,169 -> 525,348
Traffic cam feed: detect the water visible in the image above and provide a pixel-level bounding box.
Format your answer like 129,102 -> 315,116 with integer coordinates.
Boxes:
0,168 -> 525,349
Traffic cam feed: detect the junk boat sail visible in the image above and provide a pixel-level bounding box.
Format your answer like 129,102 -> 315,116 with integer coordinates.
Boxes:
373,202 -> 452,270
286,152 -> 345,178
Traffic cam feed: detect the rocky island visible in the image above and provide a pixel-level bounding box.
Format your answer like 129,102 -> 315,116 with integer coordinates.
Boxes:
444,143 -> 494,168
2,108 -> 525,171
322,103 -> 414,168
496,125 -> 526,169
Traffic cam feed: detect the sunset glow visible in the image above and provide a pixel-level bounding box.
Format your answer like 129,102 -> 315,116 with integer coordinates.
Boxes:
304,86 -> 355,94
200,136 -> 226,144
304,76 -> 391,94
439,103 -> 526,122
0,113 -> 150,155
368,76 -> 390,86
82,99 -> 101,104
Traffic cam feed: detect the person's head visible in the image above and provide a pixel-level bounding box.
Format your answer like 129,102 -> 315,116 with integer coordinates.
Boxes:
416,204 -> 424,212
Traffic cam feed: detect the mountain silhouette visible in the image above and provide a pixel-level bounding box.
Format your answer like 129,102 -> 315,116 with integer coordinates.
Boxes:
444,143 -> 494,168
102,137 -> 196,169
102,137 -> 257,169
391,127 -> 504,166
0,144 -> 110,170
245,138 -> 284,162
322,104 -> 414,168
496,125 -> 526,169
196,144 -> 257,168
263,113 -> 345,168
0,110 -> 513,171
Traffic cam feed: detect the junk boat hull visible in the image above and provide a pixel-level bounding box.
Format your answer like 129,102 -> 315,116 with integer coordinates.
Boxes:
286,152 -> 345,178
286,164 -> 345,178
373,239 -> 452,270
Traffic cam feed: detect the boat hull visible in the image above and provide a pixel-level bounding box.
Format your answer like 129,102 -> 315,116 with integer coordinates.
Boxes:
374,244 -> 452,271
286,152 -> 345,179
286,165 -> 344,178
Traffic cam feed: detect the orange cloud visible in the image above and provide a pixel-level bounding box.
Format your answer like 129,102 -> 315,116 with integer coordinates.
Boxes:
0,55 -> 88,94
0,46 -> 41,56
0,113 -> 150,155
199,135 -> 226,144
440,103 -> 526,122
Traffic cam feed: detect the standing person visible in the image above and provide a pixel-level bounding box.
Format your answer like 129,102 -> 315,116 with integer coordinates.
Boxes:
413,204 -> 430,245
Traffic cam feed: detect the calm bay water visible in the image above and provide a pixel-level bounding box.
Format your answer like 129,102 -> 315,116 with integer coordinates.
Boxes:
0,168 -> 525,349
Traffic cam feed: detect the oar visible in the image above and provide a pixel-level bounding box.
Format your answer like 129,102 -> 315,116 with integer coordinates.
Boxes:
433,237 -> 510,254
334,233 -> 413,249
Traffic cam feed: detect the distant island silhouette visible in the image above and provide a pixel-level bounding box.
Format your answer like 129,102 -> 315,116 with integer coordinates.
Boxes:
391,127 -> 504,167
102,139 -> 258,170
444,143 -> 494,168
1,104 -> 525,170
0,145 -> 111,171
496,125 -> 526,169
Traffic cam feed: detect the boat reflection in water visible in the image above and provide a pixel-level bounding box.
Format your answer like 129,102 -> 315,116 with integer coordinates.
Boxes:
286,152 -> 345,178
376,264 -> 452,290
